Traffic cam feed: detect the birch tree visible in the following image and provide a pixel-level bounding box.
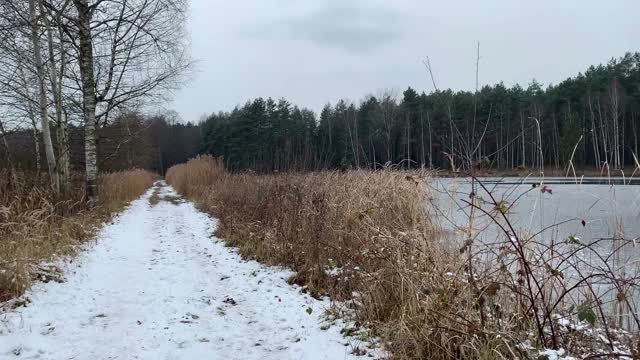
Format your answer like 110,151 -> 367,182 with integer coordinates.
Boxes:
0,0 -> 61,190
51,0 -> 191,206
29,0 -> 60,192
40,0 -> 72,195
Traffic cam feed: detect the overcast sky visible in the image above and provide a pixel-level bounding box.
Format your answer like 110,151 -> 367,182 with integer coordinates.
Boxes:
168,0 -> 640,122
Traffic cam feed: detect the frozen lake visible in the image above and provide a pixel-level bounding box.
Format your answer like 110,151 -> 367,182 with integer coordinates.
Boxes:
428,176 -> 640,330
428,177 -> 640,246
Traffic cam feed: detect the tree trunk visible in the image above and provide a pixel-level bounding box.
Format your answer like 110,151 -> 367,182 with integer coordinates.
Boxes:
420,107 -> 425,168
448,104 -> 454,168
520,110 -> 526,167
352,110 -> 359,168
73,0 -> 99,207
610,83 -> 621,169
588,95 -> 601,169
406,113 -> 410,169
29,0 -> 59,193
369,135 -> 376,170
633,112 -> 638,159
15,54 -> 42,175
427,111 -> 433,168
597,99 -> 609,169
0,119 -> 19,187
552,112 -> 559,168
31,119 -> 41,174
41,0 -> 71,196
57,114 -> 70,195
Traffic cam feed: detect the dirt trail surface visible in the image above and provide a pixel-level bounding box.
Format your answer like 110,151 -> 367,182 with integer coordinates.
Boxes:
0,183 -> 366,360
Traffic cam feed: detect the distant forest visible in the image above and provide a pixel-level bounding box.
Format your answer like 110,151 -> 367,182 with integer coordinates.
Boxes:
202,52 -> 640,172
1,113 -> 201,176
2,53 -> 640,175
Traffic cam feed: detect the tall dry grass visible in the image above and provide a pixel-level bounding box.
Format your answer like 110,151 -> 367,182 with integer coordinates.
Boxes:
98,169 -> 157,210
166,156 -> 516,359
166,155 -> 225,198
0,169 -> 155,302
168,156 -> 640,358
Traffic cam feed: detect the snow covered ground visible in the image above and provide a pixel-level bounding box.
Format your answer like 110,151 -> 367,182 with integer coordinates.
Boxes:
0,183 -> 372,359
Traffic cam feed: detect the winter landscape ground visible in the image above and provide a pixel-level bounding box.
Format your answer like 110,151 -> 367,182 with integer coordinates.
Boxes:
0,183 -> 373,359
1,1 -> 640,359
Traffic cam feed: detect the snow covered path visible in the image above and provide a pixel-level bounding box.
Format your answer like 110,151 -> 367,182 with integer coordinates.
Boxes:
0,183 -> 365,360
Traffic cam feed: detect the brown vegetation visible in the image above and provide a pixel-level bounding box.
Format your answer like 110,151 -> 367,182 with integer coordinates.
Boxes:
0,169 -> 155,302
98,170 -> 157,210
167,155 -> 640,359
167,156 -> 497,358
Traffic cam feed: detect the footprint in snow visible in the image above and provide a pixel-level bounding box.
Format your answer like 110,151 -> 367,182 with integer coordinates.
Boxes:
222,296 -> 237,305
40,324 -> 55,335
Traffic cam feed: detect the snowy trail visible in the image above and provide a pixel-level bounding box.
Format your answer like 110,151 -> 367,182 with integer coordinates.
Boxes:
0,183 -> 366,360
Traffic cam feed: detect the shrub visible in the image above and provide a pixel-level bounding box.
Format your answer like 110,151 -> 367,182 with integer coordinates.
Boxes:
0,169 -> 156,301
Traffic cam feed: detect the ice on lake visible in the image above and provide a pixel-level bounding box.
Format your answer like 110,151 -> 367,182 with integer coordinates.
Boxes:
428,177 -> 640,245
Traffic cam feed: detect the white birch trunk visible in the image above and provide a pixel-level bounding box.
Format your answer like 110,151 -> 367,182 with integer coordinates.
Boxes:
73,0 -> 99,207
40,0 -> 70,196
29,0 -> 59,193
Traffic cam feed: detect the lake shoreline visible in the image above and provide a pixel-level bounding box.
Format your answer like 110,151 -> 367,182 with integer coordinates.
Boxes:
434,176 -> 640,185
433,168 -> 640,185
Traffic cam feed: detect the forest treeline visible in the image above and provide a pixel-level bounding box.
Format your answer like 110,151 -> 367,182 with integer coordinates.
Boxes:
0,112 -> 200,176
3,50 -> 640,177
202,52 -> 640,172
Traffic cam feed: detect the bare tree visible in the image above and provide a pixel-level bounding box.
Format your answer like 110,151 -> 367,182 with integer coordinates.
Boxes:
29,0 -> 60,192
609,79 -> 622,169
18,63 -> 42,175
40,0 -> 72,195
380,91 -> 396,165
0,43 -> 42,174
0,0 -> 59,185
64,0 -> 99,206
48,0 -> 192,206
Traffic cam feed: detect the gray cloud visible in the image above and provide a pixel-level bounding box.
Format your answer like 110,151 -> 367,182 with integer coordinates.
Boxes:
246,1 -> 403,54
170,0 -> 640,122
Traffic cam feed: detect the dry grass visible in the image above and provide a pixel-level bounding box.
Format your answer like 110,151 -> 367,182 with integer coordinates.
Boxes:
166,156 -> 518,359
168,156 -> 640,358
98,169 -> 157,210
0,169 -> 156,302
166,155 -> 224,198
